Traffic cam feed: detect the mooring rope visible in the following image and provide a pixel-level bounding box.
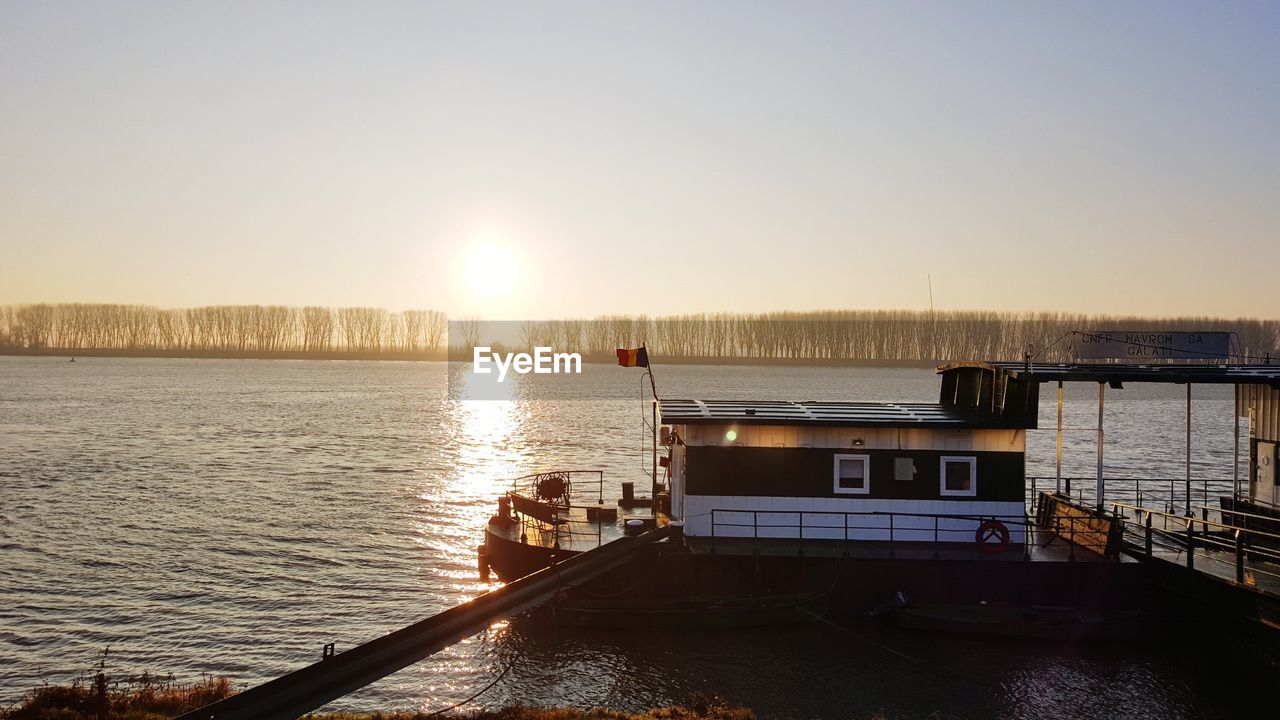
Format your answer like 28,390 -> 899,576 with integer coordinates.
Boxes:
421,631 -> 522,717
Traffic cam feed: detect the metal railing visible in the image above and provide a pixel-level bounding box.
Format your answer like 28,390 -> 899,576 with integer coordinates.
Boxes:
701,497 -> 1121,558
506,469 -> 607,550
1110,501 -> 1280,586
1026,476 -> 1234,516
701,508 -> 1105,558
509,469 -> 605,506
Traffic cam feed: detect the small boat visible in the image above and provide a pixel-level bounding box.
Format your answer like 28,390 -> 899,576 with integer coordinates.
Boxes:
554,592 -> 829,630
892,601 -> 1142,642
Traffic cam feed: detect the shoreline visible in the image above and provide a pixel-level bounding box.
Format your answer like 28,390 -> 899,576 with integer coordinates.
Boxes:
0,675 -> 760,720
0,347 -> 941,368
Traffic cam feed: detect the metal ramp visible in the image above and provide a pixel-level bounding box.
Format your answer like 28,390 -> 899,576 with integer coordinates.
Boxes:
1111,502 -> 1280,631
177,527 -> 670,720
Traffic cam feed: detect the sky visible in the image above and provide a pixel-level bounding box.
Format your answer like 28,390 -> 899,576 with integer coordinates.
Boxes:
1,1 -> 1277,319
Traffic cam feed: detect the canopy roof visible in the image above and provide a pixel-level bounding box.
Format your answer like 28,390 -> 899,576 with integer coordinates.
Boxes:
938,361 -> 1280,388
659,362 -> 1280,433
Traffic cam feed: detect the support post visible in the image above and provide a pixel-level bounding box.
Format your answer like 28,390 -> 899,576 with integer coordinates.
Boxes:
1056,380 -> 1064,495
1186,383 -> 1193,517
932,516 -> 940,559
1144,511 -> 1152,556
888,513 -> 894,558
1233,527 -> 1244,584
651,399 -> 658,512
1186,518 -> 1195,569
1234,384 -> 1241,503
798,513 -> 805,556
1236,529 -> 1245,583
1096,382 -> 1105,510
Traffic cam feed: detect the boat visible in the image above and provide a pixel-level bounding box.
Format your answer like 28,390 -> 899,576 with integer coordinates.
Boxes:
480,362 -> 1141,623
478,335 -> 1280,636
482,470 -> 658,582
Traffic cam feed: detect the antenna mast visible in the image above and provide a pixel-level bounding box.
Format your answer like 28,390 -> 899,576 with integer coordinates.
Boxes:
928,274 -> 936,361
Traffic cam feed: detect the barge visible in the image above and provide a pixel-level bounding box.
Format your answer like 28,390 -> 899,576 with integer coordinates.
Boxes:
480,350 -> 1280,635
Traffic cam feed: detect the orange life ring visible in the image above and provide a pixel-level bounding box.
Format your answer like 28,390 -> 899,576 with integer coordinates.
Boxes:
976,519 -> 1010,554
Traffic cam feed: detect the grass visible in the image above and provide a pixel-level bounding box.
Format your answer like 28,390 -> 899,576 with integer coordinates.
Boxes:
1,673 -> 234,720
0,675 -> 756,720
307,699 -> 758,720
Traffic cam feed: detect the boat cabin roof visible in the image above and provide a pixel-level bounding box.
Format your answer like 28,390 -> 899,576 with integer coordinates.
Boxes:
661,362 -> 1280,432
658,399 -> 1024,429
939,361 -> 1280,388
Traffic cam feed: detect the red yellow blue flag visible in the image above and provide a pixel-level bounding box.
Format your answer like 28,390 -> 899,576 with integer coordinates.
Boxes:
616,346 -> 649,368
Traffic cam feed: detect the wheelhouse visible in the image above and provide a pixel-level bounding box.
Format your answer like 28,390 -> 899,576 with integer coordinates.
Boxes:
660,399 -> 1033,545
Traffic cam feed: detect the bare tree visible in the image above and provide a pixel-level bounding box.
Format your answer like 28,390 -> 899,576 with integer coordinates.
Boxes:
423,310 -> 447,351
1,303 -> 1275,363
454,316 -> 483,352
302,306 -> 335,352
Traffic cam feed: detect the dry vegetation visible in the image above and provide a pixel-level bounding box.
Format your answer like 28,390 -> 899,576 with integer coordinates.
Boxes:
1,673 -> 233,720
0,675 -> 756,720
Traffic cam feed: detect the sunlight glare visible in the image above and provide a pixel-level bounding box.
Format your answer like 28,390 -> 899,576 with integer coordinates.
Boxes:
464,243 -> 518,296
455,369 -> 522,497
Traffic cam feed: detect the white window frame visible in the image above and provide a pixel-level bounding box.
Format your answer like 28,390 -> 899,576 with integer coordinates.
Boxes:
833,453 -> 871,495
939,456 -> 977,497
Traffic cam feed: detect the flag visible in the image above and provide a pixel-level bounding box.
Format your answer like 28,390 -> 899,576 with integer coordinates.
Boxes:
616,346 -> 649,368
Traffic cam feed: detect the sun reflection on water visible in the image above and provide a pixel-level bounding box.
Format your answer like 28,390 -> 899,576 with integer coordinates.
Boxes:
455,370 -> 525,498
409,369 -> 533,604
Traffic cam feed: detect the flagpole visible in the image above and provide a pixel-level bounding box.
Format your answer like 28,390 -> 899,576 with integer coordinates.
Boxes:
644,345 -> 659,512
633,344 -> 656,399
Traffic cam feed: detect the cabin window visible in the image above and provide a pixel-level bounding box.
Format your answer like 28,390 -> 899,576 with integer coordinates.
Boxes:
939,456 -> 977,497
833,454 -> 871,495
894,457 -> 915,481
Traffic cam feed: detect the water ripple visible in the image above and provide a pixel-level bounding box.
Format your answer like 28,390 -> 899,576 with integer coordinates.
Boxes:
0,357 -> 1258,717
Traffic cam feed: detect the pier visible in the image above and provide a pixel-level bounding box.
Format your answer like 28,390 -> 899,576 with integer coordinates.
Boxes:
1113,502 -> 1280,628
177,527 -> 671,720
942,359 -> 1280,632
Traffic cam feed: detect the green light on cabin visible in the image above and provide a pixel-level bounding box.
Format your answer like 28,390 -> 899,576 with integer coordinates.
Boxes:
724,429 -> 738,442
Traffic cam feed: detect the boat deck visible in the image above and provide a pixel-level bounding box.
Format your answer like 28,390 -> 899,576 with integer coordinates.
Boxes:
1142,543 -> 1280,597
685,527 -> 1134,563
494,509 -> 1129,564
489,504 -> 653,553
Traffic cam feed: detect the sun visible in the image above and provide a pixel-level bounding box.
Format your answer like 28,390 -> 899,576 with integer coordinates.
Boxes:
464,243 -> 519,296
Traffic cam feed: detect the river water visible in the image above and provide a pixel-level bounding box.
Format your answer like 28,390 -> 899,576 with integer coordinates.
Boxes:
0,357 -> 1269,718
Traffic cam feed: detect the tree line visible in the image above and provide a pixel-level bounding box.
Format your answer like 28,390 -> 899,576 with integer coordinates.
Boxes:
2,304 -> 1276,362
505,311 -> 1280,363
0,304 -> 447,354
